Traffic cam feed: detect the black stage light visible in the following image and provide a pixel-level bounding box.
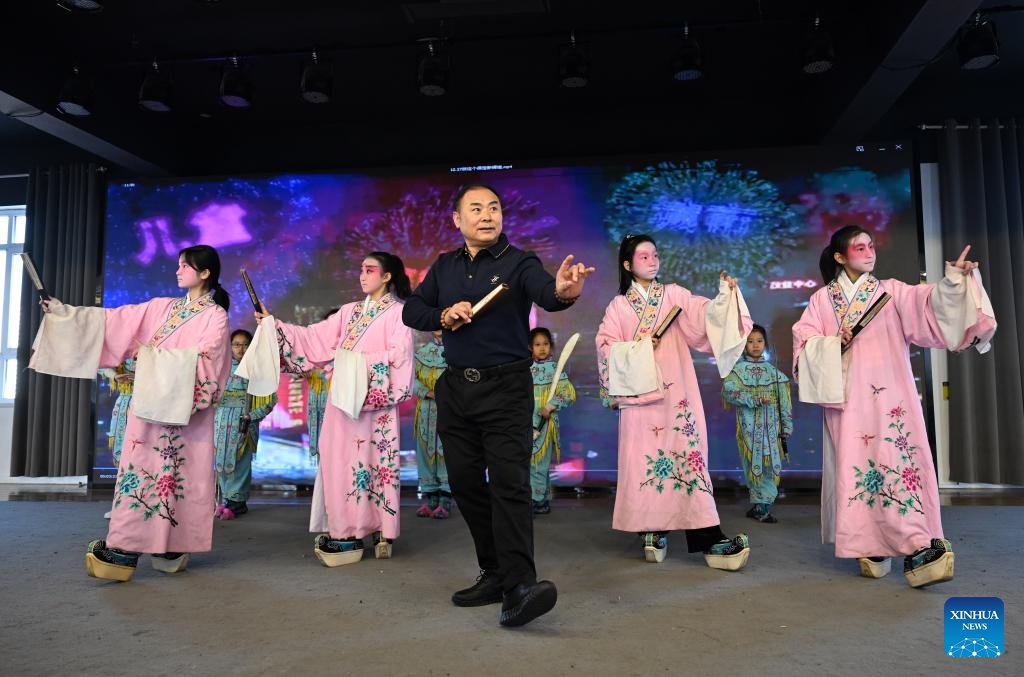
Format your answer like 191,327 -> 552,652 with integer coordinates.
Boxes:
559,30 -> 590,88
139,61 -> 172,112
301,50 -> 333,103
671,23 -> 703,81
57,66 -> 92,116
418,42 -> 448,97
958,13 -> 1000,70
57,0 -> 104,12
801,16 -> 835,75
220,55 -> 253,108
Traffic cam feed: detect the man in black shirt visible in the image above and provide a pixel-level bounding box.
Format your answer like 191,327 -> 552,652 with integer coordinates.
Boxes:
403,184 -> 593,627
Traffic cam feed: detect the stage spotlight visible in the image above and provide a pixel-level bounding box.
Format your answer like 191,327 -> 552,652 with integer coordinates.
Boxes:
57,0 -> 103,12
671,23 -> 703,81
958,13 -> 999,70
220,55 -> 253,108
418,41 -> 448,97
559,30 -> 590,88
56,66 -> 92,116
801,15 -> 835,75
300,50 -> 333,104
138,61 -> 172,112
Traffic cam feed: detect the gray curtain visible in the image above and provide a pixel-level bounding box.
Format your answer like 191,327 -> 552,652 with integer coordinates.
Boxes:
937,118 -> 1024,484
11,164 -> 105,477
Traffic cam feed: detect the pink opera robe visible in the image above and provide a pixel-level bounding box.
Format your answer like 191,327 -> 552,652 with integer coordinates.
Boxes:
597,281 -> 752,533
793,270 -> 996,558
103,295 -> 231,554
275,294 -> 414,540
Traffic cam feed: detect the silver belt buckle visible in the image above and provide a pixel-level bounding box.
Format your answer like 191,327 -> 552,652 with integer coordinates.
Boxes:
464,368 -> 481,383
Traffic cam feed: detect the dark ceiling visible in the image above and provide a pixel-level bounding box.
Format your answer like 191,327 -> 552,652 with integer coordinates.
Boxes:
0,0 -> 1019,179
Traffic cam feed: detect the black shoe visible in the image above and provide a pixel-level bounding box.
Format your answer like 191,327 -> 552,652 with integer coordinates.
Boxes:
451,570 -> 503,607
499,580 -> 558,627
88,540 -> 140,567
225,500 -> 248,516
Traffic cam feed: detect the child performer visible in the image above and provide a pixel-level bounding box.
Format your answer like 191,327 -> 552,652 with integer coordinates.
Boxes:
106,358 -> 136,465
722,324 -> 792,523
528,327 -> 576,515
254,252 -> 414,566
32,244 -> 231,581
596,234 -> 752,569
306,308 -> 339,463
101,358 -> 135,519
214,329 -> 278,520
793,225 -> 995,586
413,330 -> 453,519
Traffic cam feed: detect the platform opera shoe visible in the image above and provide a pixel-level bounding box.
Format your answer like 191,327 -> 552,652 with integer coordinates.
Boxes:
904,539 -> 955,588
151,553 -> 190,573
85,540 -> 139,582
858,557 -> 892,579
703,534 -> 750,571
313,534 -> 364,567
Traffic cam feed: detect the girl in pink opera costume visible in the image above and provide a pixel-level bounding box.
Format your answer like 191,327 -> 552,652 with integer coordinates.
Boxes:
596,234 -> 753,570
32,245 -> 231,581
792,225 -> 996,587
255,252 -> 414,566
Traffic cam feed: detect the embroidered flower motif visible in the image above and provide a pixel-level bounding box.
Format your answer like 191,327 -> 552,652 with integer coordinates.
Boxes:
156,474 -> 177,498
366,388 -> 388,409
118,470 -> 140,495
862,468 -> 884,494
653,455 -> 674,479
376,413 -> 391,425
376,465 -> 395,486
641,398 -> 713,496
901,466 -> 920,492
376,437 -> 392,455
686,450 -> 705,474
347,460 -> 398,516
372,362 -> 388,375
848,400 -> 925,516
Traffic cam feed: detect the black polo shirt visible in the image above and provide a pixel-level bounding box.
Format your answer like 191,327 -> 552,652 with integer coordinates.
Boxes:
403,233 -> 570,368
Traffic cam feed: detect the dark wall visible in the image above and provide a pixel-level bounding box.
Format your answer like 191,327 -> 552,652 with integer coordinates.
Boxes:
0,176 -> 27,206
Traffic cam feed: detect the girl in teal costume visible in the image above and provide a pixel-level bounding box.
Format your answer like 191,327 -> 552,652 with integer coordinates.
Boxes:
107,358 -> 136,465
306,308 -> 338,463
722,324 -> 792,523
413,330 -> 452,518
528,328 -> 576,515
214,329 -> 278,520
103,358 -> 135,519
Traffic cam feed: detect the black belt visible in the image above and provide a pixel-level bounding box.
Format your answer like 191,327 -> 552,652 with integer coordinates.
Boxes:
449,358 -> 532,383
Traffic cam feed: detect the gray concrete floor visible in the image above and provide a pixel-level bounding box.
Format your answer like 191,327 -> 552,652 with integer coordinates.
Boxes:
0,492 -> 1019,676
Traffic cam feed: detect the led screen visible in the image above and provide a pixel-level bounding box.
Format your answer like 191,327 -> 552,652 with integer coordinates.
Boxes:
95,144 -> 920,489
